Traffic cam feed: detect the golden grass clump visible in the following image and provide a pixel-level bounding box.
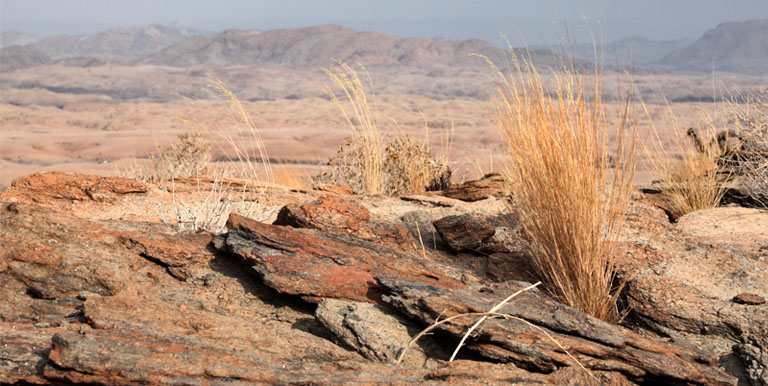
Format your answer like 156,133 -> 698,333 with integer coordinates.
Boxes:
483,51 -> 636,322
321,61 -> 450,196
273,166 -> 312,190
646,122 -> 731,220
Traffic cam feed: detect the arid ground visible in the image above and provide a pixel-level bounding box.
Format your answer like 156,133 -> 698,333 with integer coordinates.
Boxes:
2,71 -> 764,189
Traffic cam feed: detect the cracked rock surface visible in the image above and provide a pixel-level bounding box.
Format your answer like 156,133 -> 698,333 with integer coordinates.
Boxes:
1,172 -> 765,385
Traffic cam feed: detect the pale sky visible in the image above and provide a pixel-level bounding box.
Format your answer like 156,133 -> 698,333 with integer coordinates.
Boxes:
2,0 -> 767,45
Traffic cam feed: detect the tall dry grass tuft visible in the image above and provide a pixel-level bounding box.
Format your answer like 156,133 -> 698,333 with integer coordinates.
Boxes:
323,61 -> 385,195
645,119 -> 731,220
481,51 -> 636,322
207,78 -> 274,185
322,61 -> 451,196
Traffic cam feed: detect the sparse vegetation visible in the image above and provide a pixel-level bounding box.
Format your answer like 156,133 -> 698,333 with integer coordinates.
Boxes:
483,51 -> 636,322
273,165 -> 312,190
127,128 -> 212,184
725,90 -> 768,207
644,105 -> 733,220
120,79 -> 276,233
160,175 -> 274,233
320,62 -> 451,196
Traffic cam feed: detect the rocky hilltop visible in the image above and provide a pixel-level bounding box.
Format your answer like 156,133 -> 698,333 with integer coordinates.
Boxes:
0,171 -> 765,385
142,24 -> 507,69
0,29 -> 39,48
658,19 -> 768,74
22,24 -> 204,60
0,45 -> 52,72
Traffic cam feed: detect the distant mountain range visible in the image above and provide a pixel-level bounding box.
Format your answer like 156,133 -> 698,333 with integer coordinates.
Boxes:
1,20 -> 766,73
567,36 -> 695,65
0,45 -> 52,72
658,19 -> 768,74
0,29 -> 39,48
17,24 -> 203,60
141,24 -> 507,68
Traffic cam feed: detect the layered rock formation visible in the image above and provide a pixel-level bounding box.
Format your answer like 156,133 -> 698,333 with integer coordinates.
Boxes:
1,172 -> 765,385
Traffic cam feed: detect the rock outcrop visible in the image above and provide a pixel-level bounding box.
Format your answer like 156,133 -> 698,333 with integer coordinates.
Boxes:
1,172 -> 765,385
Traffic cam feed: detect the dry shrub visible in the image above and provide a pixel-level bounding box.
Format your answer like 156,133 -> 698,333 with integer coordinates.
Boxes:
320,61 -> 450,196
163,175 -> 275,233
382,135 -> 452,194
483,51 -> 636,322
120,78 -> 275,233
120,128 -> 212,184
155,129 -> 212,182
644,106 -> 732,220
725,90 -> 768,207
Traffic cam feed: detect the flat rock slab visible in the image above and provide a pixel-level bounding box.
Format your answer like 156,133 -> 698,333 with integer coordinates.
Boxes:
676,206 -> 768,251
1,171 -> 147,204
379,277 -> 736,386
274,195 -> 411,246
620,198 -> 768,385
224,213 -> 465,303
316,298 -> 449,366
443,173 -> 507,202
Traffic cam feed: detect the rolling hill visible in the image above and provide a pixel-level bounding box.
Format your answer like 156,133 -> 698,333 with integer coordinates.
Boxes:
142,24 -> 508,69
25,24 -> 204,60
658,19 -> 768,73
0,29 -> 39,48
0,45 -> 52,72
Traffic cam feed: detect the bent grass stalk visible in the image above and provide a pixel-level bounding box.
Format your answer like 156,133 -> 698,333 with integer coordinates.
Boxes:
395,281 -> 595,380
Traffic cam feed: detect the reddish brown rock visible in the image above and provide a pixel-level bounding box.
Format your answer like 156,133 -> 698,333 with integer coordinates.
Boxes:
316,298 -> 450,365
119,231 -> 214,267
443,173 -> 507,202
0,323 -> 64,385
44,328 -> 555,385
274,195 -> 410,246
2,173 -> 765,385
733,292 -> 767,305
313,183 -> 357,195
0,196 -> 561,385
225,212 -> 465,303
432,212 -> 523,253
1,237 -> 63,267
0,172 -> 147,204
379,277 -> 737,386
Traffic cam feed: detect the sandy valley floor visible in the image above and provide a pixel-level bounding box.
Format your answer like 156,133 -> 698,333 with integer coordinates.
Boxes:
0,93 -> 738,189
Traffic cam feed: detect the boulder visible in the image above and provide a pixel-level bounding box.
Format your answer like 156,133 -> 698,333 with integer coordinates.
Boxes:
274,195 -> 410,246
620,198 -> 768,386
443,173 -> 507,202
1,172 -> 147,204
432,212 -> 523,254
